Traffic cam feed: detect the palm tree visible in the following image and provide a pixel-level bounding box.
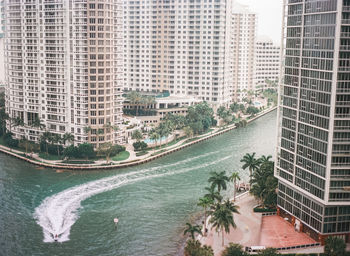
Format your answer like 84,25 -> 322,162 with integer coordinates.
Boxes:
21,135 -> 29,154
184,222 -> 202,240
240,153 -> 261,185
84,126 -> 92,134
204,186 -> 222,202
222,199 -> 240,215
229,172 -> 241,201
62,132 -> 74,146
209,202 -> 239,247
259,155 -> 272,165
131,129 -> 143,142
126,91 -> 142,116
52,133 -> 62,156
32,118 -> 45,130
198,196 -> 214,236
40,131 -> 52,155
208,171 -> 229,193
150,131 -> 160,152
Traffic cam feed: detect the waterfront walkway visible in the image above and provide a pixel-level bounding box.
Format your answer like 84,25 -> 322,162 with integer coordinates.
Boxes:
0,107 -> 277,170
201,192 -> 261,255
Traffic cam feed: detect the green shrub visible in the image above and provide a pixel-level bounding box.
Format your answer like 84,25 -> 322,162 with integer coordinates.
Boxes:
133,141 -> 148,151
253,207 -> 277,213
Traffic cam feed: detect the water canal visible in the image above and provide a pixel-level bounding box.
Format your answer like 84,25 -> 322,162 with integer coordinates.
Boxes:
0,110 -> 277,256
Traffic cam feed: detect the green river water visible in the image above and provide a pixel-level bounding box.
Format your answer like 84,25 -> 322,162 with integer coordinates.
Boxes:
0,110 -> 276,256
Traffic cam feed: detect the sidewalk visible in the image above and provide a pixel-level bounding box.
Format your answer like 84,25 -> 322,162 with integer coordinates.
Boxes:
201,193 -> 261,256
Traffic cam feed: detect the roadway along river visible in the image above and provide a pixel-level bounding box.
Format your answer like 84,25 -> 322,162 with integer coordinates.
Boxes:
0,110 -> 276,256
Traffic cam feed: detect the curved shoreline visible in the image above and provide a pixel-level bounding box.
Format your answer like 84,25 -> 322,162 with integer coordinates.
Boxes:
0,107 -> 277,170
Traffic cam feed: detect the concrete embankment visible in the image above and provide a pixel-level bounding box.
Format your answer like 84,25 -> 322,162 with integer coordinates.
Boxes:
0,107 -> 277,170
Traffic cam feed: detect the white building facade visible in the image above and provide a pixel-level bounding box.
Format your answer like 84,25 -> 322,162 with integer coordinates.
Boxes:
4,0 -> 124,148
123,0 -> 234,108
254,37 -> 280,91
231,4 -> 257,102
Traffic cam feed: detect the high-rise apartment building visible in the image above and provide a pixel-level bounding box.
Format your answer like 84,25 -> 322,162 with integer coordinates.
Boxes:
4,0 -> 124,148
254,37 -> 280,90
123,0 -> 233,107
276,0 -> 350,243
231,3 -> 256,102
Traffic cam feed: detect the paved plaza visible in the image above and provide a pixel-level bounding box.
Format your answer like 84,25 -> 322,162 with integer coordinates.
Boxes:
259,215 -> 316,248
200,193 -> 322,256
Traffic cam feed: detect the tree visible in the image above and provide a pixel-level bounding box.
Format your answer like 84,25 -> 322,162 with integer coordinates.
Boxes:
21,136 -> 30,154
78,143 -> 95,159
0,108 -> 9,135
229,172 -> 241,201
52,133 -> 62,156
186,102 -> 214,135
250,161 -> 277,207
256,248 -> 280,256
62,132 -> 74,146
208,171 -> 229,193
209,201 -> 239,246
164,113 -> 186,130
246,106 -> 259,116
230,103 -> 240,113
131,129 -> 143,142
40,131 -> 52,155
32,118 -> 46,130
84,126 -> 92,135
240,153 -> 261,185
324,236 -> 346,256
221,243 -> 248,256
184,239 -> 214,256
133,141 -> 148,151
204,186 -> 223,202
198,196 -> 214,236
149,131 -> 160,151
184,223 -> 202,240
183,126 -> 194,138
63,145 -> 79,159
97,142 -> 114,163
259,155 -> 272,165
217,106 -> 232,125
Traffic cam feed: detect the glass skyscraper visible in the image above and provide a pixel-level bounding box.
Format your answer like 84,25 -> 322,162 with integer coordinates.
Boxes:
276,0 -> 350,244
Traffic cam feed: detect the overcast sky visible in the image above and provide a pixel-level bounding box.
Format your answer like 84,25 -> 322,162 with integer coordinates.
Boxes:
235,0 -> 283,45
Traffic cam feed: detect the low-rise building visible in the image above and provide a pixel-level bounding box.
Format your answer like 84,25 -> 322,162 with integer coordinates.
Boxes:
123,95 -> 202,127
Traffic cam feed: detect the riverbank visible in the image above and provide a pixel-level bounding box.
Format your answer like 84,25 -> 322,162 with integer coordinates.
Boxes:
0,107 -> 277,170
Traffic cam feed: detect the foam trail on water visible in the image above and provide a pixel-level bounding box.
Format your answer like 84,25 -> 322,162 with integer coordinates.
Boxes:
34,151 -> 228,243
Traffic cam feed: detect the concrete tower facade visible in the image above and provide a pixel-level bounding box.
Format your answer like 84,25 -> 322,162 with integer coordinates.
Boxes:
123,0 -> 233,107
276,0 -> 350,243
231,4 -> 257,102
4,0 -> 123,148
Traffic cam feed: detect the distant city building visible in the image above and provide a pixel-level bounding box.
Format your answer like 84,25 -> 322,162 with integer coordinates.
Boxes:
275,0 -> 350,244
0,0 -> 4,38
123,0 -> 234,108
4,0 -> 124,148
231,3 -> 257,102
254,37 -> 280,91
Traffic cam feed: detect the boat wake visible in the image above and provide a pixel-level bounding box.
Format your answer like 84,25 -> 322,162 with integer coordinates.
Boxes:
34,151 -> 230,243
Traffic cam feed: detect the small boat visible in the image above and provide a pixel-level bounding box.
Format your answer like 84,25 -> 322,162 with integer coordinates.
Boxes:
114,218 -> 119,224
54,234 -> 58,241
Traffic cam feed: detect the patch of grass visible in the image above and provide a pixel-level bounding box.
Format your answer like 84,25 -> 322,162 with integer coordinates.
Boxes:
38,152 -> 63,161
112,151 -> 130,161
182,137 -> 198,144
136,151 -> 148,157
151,149 -> 167,156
